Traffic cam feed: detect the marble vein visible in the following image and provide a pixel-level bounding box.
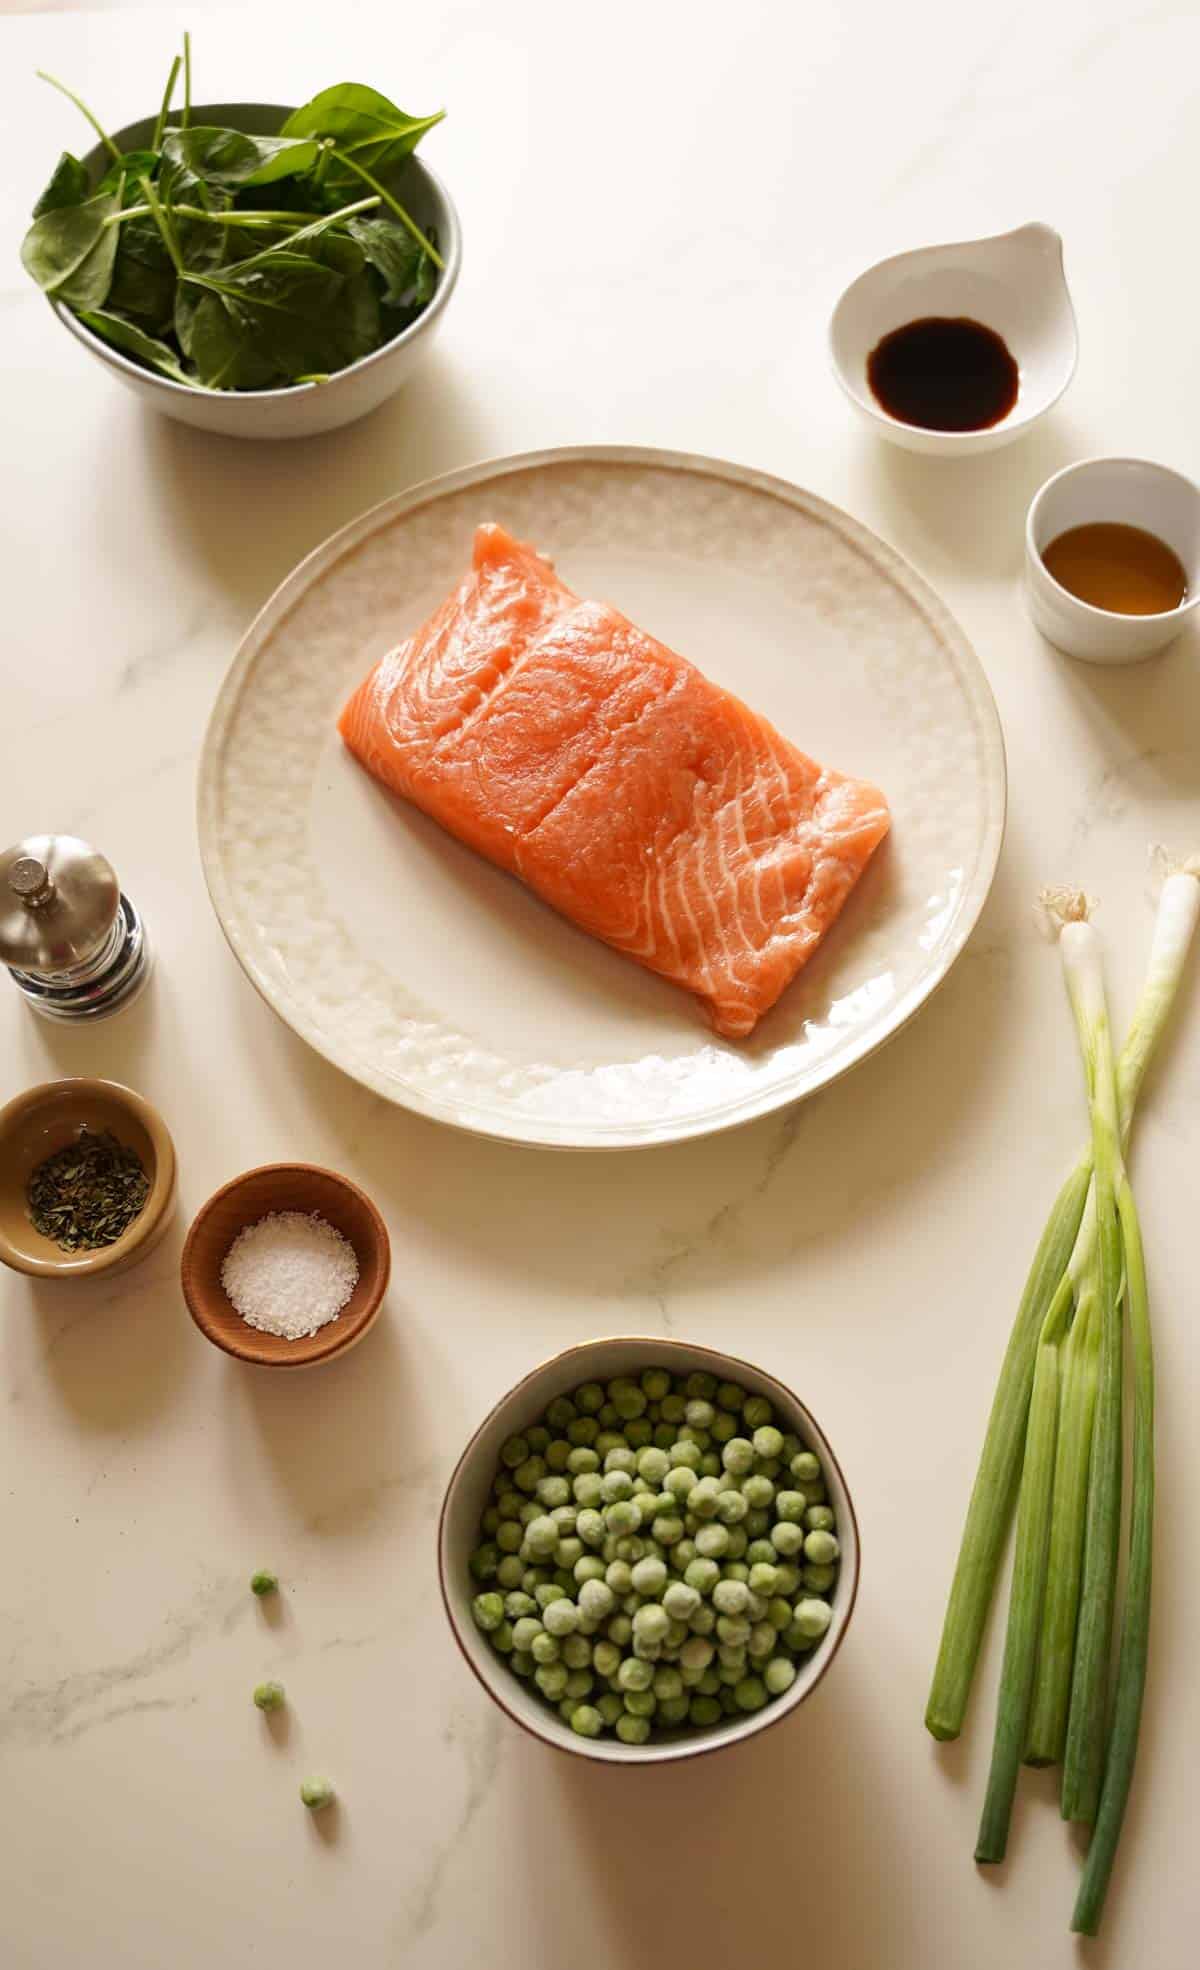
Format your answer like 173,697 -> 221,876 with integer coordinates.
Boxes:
398,1708 -> 503,1946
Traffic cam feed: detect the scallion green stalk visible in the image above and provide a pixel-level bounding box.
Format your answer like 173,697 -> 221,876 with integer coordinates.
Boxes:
926,861 -> 1200,1744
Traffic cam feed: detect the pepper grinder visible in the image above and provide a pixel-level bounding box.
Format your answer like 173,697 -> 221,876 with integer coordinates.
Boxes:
0,834 -> 151,1021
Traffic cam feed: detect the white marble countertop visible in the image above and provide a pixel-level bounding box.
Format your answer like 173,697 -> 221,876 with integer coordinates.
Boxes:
3,5 -> 1200,1966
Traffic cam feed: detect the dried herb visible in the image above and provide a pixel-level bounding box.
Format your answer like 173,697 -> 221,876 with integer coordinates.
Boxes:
27,1127 -> 149,1251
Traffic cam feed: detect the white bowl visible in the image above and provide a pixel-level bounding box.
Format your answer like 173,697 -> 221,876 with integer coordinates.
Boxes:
54,103 -> 461,441
1025,456 -> 1200,663
438,1336 -> 860,1765
829,222 -> 1077,455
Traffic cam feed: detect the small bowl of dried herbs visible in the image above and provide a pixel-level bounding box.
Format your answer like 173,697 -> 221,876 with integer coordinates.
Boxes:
0,1078 -> 176,1279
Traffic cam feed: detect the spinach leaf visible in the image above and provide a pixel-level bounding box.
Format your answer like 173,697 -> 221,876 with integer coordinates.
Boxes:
415,229 -> 438,306
32,151 -> 89,218
97,150 -> 160,197
186,290 -> 284,390
107,214 -> 176,331
185,235 -> 381,386
281,84 -> 443,171
161,126 -> 320,192
20,183 -> 121,310
345,214 -> 422,305
77,308 -> 197,386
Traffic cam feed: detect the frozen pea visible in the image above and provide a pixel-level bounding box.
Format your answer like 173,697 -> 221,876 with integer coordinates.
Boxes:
606,1560 -> 634,1596
604,1446 -> 637,1477
677,1425 -> 710,1451
544,1442 -> 571,1474
773,1562 -> 800,1598
697,1665 -> 722,1695
471,1593 -> 506,1633
791,1597 -> 833,1639
723,1560 -> 750,1583
500,1435 -> 530,1469
684,1557 -> 720,1595
764,1656 -> 796,1696
804,1530 -> 839,1566
534,1582 -> 566,1608
526,1426 -> 551,1453
300,1776 -> 334,1811
631,1635 -> 661,1663
626,1419 -> 653,1449
694,1524 -> 729,1559
653,1422 -> 677,1450
746,1538 -> 776,1566
698,1452 -> 722,1479
518,1501 -> 542,1527
504,1590 -> 537,1620
566,1445 -> 600,1475
734,1675 -> 768,1712
672,1539 -> 697,1572
614,1536 -> 645,1563
775,1490 -> 807,1523
567,1416 -> 599,1447
608,1378 -> 647,1420
597,1691 -> 624,1727
531,1632 -> 560,1665
662,1581 -> 700,1622
688,1602 -> 716,1637
495,1493 -> 524,1521
716,1381 -> 745,1413
254,1680 -> 285,1711
722,1437 -> 755,1477
663,1465 -> 697,1500
689,1477 -> 723,1520
630,1555 -> 668,1597
546,1395 -> 577,1431
685,1398 -> 716,1430
574,1555 -> 606,1585
747,1621 -> 776,1658
690,1695 -> 722,1725
766,1596 -> 793,1632
770,1521 -> 804,1558
806,1505 -> 836,1532
616,1711 -> 651,1744
556,1537 -> 584,1569
789,1449 -> 818,1481
664,1617 -> 689,1649
748,1562 -> 779,1597
652,1665 -> 684,1700
804,1563 -> 837,1593
561,1632 -> 592,1668
709,1413 -> 737,1444
513,1457 -> 546,1495
542,1598 -> 580,1638
597,1406 -> 621,1431
742,1396 -> 774,1430
618,1655 -> 655,1693
667,1440 -> 702,1471
573,1473 -> 604,1509
715,1488 -> 748,1524
481,1506 -> 501,1536
600,1470 -> 635,1505
636,1446 -> 671,1485
633,1603 -> 670,1647
492,1622 -> 515,1653
712,1579 -> 750,1617
579,1578 -> 615,1622
564,1670 -> 593,1700
510,1649 -> 535,1678
494,1520 -> 524,1554
511,1616 -> 543,1652
720,1686 -> 741,1714
641,1367 -> 671,1401
654,1515 -> 686,1546
743,1476 -> 775,1511
684,1372 -> 717,1401
723,1527 -> 748,1561
679,1634 -> 715,1670
468,1544 -> 500,1582
716,1611 -> 751,1645
718,1651 -> 746,1677
607,1613 -> 633,1646
752,1425 -> 784,1461
535,1664 -> 568,1701
576,1508 -> 606,1547
745,1508 -> 770,1538
592,1639 -> 621,1679
745,1590 -> 768,1623
576,1382 -> 605,1415
660,1393 -> 687,1424
593,1431 -> 624,1458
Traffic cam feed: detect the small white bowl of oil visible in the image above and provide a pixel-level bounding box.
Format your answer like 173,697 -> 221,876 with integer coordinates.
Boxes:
1025,457 -> 1200,664
829,222 -> 1078,455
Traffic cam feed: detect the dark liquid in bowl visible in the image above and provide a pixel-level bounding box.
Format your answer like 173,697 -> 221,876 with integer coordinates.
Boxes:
866,317 -> 1019,431
1041,523 -> 1188,615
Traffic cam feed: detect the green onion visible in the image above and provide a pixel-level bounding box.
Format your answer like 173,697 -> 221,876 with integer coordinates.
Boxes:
974,1335 -> 1059,1861
1072,1169 -> 1154,1933
1048,898 -> 1126,1826
926,860 -> 1200,1744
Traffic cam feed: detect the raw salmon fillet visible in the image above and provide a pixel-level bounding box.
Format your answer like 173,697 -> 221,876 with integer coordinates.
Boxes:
338,525 -> 890,1039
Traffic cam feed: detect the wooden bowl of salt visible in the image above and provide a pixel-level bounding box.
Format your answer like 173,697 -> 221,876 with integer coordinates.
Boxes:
181,1163 -> 390,1368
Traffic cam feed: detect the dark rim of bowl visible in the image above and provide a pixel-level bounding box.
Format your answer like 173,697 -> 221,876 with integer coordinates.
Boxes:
437,1334 -> 861,1764
53,102 -> 462,402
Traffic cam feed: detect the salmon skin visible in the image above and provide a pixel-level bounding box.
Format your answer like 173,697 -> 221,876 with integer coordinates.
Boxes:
338,524 -> 890,1039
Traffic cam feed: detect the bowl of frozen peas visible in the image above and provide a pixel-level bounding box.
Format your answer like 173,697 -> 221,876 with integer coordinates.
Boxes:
439,1336 -> 860,1763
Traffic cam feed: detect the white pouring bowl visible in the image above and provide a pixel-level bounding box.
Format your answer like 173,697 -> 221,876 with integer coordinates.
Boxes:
439,1335 -> 860,1765
829,222 -> 1077,455
1025,456 -> 1200,663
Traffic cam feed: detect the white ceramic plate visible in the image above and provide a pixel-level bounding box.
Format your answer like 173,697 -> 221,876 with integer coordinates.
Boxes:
199,448 -> 1005,1149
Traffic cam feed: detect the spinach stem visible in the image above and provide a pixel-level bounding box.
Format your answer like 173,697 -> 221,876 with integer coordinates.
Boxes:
182,32 -> 192,130
152,54 -> 182,151
222,194 -> 380,274
328,149 -> 444,268
36,69 -> 122,167
137,174 -> 183,275
107,201 -> 379,231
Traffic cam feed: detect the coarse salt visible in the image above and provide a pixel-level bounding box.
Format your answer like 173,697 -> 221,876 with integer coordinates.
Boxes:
220,1211 -> 359,1340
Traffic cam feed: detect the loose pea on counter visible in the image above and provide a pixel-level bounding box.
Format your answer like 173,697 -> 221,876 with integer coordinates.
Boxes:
469,1368 -> 840,1741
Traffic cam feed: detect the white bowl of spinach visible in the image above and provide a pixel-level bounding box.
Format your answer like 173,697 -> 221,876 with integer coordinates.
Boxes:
20,42 -> 461,440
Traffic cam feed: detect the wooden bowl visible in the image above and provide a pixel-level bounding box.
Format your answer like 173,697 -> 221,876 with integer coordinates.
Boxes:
181,1163 -> 390,1368
0,1078 -> 176,1279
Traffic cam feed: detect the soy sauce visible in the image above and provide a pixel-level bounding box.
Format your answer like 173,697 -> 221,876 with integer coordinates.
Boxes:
866,317 -> 1019,432
1042,523 -> 1188,616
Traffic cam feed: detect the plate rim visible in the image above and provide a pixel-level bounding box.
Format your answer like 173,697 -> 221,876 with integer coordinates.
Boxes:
197,443 -> 1007,1150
